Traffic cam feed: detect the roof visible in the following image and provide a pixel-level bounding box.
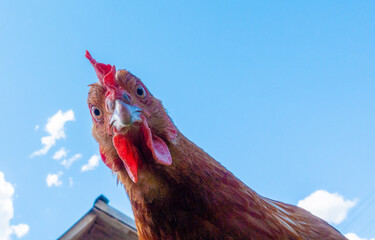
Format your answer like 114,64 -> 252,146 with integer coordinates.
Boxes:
58,195 -> 138,240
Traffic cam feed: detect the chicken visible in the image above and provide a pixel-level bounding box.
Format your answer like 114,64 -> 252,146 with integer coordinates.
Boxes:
85,51 -> 348,240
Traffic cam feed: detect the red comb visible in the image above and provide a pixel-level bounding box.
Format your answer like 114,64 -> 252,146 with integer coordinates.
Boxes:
85,50 -> 116,88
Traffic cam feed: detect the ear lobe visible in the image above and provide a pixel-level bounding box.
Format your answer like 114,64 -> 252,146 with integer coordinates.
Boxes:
149,132 -> 173,165
141,119 -> 172,166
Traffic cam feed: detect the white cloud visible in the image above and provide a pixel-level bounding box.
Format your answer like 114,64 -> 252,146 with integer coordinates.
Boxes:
46,172 -> 63,187
34,125 -> 39,131
61,154 -> 82,168
81,155 -> 100,172
0,172 -> 30,240
31,110 -> 75,157
53,148 -> 68,160
11,224 -> 30,238
69,177 -> 74,187
297,190 -> 357,225
345,233 -> 375,240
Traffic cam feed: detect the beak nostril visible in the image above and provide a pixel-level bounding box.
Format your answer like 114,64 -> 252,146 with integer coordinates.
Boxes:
106,99 -> 115,112
123,93 -> 131,104
109,119 -> 115,128
107,121 -> 114,136
109,99 -> 143,132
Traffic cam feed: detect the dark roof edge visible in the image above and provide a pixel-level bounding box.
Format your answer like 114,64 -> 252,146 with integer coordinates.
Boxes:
58,209 -> 96,240
58,195 -> 137,239
94,195 -> 137,232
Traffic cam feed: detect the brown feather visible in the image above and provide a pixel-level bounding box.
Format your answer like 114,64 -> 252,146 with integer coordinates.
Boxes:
116,132 -> 347,240
87,69 -> 348,240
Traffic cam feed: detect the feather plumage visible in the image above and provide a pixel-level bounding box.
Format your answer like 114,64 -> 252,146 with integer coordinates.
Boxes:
86,53 -> 348,240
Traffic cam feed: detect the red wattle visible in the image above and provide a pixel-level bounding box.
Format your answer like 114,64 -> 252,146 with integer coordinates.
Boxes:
112,134 -> 141,183
99,148 -> 124,172
99,149 -> 107,164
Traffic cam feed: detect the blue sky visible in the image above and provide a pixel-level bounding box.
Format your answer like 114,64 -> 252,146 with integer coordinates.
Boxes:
1,1 -> 375,239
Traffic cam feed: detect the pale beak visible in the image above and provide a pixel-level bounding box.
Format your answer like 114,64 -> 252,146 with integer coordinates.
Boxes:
109,99 -> 142,132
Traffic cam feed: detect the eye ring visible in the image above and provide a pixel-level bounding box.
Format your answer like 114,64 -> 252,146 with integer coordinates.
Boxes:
135,85 -> 147,98
91,106 -> 104,122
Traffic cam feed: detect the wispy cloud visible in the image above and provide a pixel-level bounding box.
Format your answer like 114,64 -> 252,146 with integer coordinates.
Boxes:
0,172 -> 30,240
46,172 -> 63,187
34,125 -> 39,131
297,190 -> 357,225
53,147 -> 68,160
61,154 -> 82,168
31,110 -> 75,157
345,233 -> 375,240
81,155 -> 100,172
69,177 -> 74,188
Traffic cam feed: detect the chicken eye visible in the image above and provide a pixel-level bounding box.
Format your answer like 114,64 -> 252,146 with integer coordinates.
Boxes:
91,106 -> 103,121
136,85 -> 146,98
